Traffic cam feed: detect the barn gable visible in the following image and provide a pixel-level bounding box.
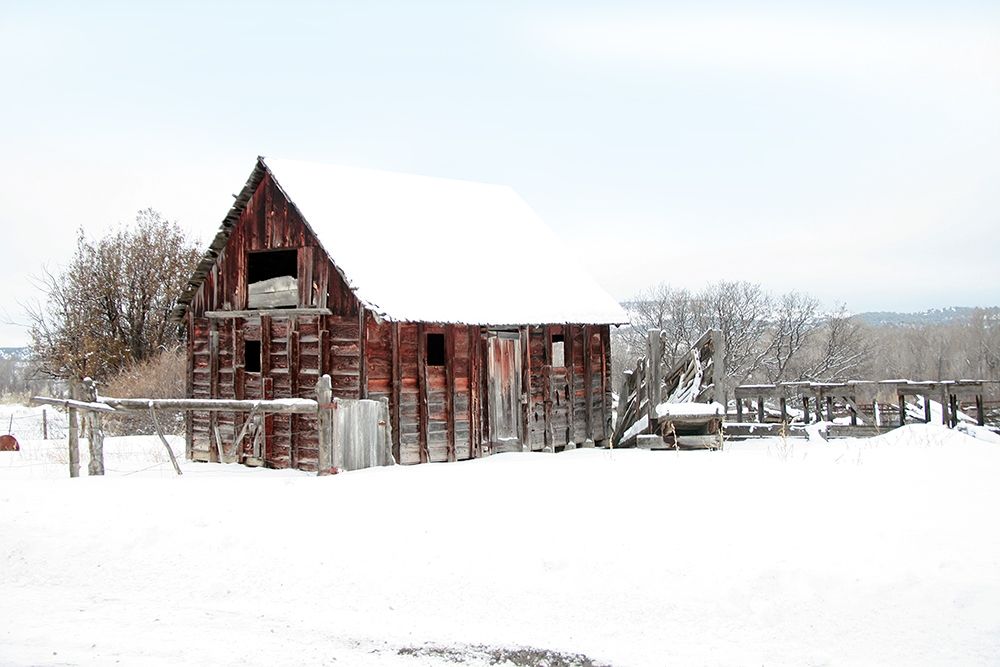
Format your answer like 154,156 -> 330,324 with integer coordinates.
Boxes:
176,157 -> 627,326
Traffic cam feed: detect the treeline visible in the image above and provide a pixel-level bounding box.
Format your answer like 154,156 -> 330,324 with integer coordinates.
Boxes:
612,281 -> 1000,401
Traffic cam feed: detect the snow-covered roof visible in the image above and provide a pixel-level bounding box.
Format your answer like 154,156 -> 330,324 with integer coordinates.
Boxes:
252,157 -> 627,325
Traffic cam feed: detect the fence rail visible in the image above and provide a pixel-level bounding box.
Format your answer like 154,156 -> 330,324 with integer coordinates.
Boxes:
31,374 -> 393,478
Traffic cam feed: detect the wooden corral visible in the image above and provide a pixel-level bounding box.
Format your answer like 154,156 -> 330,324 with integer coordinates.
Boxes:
732,379 -> 990,438
172,157 -> 625,471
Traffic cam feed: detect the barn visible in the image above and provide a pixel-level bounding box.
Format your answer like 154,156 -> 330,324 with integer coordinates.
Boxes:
173,157 -> 627,470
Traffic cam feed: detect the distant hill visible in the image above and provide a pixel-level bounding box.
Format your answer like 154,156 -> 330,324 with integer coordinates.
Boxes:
0,347 -> 30,361
855,307 -> 1000,327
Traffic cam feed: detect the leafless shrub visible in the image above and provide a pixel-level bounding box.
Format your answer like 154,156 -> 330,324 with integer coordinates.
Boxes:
101,346 -> 187,435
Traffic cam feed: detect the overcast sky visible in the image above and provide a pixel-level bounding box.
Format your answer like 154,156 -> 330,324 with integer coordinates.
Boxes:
2,1 -> 998,346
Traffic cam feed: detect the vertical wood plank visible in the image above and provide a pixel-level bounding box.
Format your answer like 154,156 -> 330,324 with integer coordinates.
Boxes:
319,324 -> 330,377
583,325 -> 593,441
260,315 -> 271,376
445,326 -> 456,462
600,325 -> 611,442
263,376 -> 275,466
317,375 -> 333,475
521,326 -> 532,451
646,328 -> 661,438
468,326 -> 478,459
391,322 -> 401,463
565,324 -> 575,443
417,323 -> 429,463
359,307 -> 368,399
543,326 -> 553,452
185,312 -> 194,460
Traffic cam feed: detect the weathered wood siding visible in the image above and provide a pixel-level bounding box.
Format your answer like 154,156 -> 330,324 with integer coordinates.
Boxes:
184,171 -> 613,469
186,173 -> 362,471
187,172 -> 357,316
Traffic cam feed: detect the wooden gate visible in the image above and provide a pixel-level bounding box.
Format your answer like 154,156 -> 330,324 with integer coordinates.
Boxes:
316,383 -> 394,473
486,332 -> 522,452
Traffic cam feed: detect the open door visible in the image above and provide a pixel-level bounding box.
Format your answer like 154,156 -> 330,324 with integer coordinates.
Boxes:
486,332 -> 522,451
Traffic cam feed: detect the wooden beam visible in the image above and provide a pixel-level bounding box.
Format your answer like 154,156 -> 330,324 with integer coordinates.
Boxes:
417,323 -> 429,463
521,326 -> 532,451
646,328 -> 662,435
31,396 -> 116,413
204,308 -> 331,319
260,314 -> 271,377
445,326 -> 456,462
98,397 -> 317,413
600,325 -> 610,442
209,319 -> 220,462
149,407 -> 183,475
583,325 -> 593,441
67,383 -> 80,478
390,322 -> 402,463
543,326 -> 554,452
358,307 -> 368,399
185,313 -> 194,460
565,324 -> 576,443
316,375 -> 333,474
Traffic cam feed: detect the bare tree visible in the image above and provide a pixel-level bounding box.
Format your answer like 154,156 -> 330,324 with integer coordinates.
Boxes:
761,291 -> 820,382
696,280 -> 772,388
27,209 -> 201,382
800,306 -> 869,381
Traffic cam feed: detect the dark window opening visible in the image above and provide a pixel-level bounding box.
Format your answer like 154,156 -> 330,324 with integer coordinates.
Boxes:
248,249 -> 298,284
244,340 -> 261,373
551,334 -> 565,367
426,333 -> 446,366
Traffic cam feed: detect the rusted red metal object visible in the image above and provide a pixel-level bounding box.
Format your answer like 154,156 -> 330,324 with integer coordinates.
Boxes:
0,434 -> 19,451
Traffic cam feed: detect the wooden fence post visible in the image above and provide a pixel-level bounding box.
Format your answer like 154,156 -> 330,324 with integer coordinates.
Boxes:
317,374 -> 333,475
42,409 -> 48,440
646,329 -> 663,431
67,381 -> 80,478
82,378 -> 104,476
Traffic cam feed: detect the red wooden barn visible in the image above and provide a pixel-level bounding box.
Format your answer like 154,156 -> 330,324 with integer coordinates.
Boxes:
173,157 -> 627,470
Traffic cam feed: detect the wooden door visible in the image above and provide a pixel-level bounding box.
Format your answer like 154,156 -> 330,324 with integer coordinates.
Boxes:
486,333 -> 522,451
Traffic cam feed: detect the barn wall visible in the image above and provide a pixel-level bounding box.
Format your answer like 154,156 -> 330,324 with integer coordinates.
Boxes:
358,319 -> 613,466
186,173 -> 363,471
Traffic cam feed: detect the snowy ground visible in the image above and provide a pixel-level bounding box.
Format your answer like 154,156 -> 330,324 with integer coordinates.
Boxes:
2,404 -> 999,666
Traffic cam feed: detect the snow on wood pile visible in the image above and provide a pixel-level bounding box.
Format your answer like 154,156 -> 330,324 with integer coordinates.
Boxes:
2,417 -> 999,665
261,157 -> 628,325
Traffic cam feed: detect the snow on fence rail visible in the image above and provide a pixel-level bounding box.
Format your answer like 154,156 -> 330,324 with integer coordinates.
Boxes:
30,374 -> 393,479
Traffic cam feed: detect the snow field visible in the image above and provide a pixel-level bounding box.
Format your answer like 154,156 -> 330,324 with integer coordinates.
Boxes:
1,411 -> 999,666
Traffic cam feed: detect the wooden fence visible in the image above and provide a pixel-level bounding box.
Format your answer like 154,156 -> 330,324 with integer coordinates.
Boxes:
32,374 -> 393,478
731,379 -> 991,438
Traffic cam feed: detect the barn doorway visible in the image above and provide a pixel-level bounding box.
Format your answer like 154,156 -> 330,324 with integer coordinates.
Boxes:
485,332 -> 522,451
